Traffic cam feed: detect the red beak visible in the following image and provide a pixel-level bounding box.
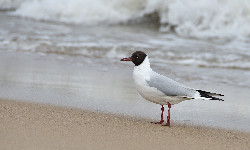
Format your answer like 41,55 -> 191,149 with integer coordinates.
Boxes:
120,57 -> 132,61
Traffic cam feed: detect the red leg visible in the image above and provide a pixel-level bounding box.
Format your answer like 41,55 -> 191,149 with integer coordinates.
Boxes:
163,102 -> 171,127
152,105 -> 164,124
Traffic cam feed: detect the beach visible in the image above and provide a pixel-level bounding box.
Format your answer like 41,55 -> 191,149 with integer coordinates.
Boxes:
0,1 -> 250,149
1,99 -> 250,150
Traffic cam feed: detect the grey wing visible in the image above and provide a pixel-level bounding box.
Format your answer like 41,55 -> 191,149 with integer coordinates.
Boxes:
147,72 -> 197,97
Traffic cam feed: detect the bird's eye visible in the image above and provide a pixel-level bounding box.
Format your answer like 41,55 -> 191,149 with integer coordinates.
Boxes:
136,56 -> 139,59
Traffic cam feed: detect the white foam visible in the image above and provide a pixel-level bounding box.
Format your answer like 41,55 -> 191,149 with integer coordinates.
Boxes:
13,0 -> 146,24
161,0 -> 250,40
8,0 -> 250,40
0,0 -> 28,9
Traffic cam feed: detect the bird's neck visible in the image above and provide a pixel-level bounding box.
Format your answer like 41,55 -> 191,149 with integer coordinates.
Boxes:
133,56 -> 152,78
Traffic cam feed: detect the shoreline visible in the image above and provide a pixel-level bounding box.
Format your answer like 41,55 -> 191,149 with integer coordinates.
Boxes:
0,50 -> 249,132
1,99 -> 250,150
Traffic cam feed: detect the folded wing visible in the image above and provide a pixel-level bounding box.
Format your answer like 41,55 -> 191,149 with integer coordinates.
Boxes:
147,72 -> 198,97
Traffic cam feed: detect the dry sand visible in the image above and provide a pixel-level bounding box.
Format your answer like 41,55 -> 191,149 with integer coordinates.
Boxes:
0,99 -> 249,150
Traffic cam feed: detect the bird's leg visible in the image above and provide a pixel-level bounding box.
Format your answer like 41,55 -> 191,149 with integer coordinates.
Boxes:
163,102 -> 171,127
152,105 -> 164,124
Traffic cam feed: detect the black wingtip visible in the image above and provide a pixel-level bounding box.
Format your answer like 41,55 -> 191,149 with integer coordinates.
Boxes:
197,90 -> 224,101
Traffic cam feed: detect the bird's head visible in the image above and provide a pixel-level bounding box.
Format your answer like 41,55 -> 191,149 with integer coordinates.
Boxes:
120,51 -> 147,66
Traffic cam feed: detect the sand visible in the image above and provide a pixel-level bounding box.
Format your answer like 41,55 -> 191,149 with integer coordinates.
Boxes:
0,99 -> 249,150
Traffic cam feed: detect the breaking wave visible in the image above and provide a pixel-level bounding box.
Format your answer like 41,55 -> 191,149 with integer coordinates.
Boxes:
2,0 -> 250,40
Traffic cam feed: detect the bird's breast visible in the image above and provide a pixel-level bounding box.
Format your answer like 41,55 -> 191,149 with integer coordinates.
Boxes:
133,73 -> 167,105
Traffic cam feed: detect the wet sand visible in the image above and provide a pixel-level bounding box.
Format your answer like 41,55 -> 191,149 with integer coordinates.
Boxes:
1,51 -> 250,131
1,99 -> 249,150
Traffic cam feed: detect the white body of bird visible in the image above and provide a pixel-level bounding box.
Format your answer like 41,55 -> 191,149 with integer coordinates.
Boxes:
133,56 -> 200,105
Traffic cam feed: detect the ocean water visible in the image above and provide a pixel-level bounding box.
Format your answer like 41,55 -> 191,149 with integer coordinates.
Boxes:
0,0 -> 250,131
2,0 -> 250,40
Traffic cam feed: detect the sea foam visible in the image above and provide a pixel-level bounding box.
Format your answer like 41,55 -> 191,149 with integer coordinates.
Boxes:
5,0 -> 250,40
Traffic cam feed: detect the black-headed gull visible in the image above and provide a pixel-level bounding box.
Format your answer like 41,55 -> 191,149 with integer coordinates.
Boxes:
121,51 -> 224,126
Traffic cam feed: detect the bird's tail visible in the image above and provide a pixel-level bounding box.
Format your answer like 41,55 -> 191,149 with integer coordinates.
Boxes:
196,90 -> 224,101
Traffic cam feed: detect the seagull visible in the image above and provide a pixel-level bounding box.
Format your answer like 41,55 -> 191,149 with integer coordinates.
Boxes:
121,51 -> 224,126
